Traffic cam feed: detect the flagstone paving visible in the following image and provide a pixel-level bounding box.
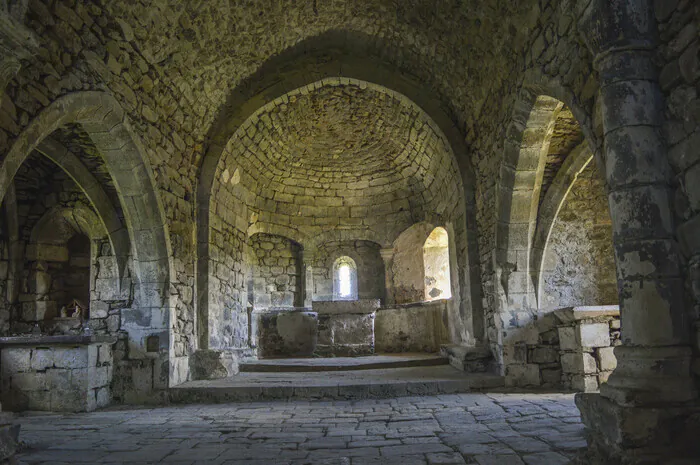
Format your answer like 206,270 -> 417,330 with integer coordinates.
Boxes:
15,393 -> 586,464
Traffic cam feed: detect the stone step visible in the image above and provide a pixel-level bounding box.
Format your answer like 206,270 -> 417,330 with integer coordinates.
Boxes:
440,344 -> 497,373
239,353 -> 448,372
170,366 -> 505,403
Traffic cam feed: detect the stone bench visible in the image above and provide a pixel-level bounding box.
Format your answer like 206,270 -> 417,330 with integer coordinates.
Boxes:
0,334 -> 116,412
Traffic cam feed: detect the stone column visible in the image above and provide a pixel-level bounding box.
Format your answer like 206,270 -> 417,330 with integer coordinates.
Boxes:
576,0 -> 699,461
380,248 -> 395,306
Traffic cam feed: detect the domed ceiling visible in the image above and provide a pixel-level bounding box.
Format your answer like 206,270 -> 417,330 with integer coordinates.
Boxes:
212,78 -> 464,244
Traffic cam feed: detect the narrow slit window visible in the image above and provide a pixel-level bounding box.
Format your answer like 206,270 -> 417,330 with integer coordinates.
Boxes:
339,264 -> 351,297
333,256 -> 358,300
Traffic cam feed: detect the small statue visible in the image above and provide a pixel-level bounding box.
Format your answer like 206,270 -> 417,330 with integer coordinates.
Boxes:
71,304 -> 81,319
60,306 -> 68,318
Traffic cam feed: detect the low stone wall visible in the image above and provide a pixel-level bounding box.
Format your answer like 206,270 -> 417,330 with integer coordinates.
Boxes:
0,335 -> 115,412
375,300 -> 450,353
504,306 -> 620,391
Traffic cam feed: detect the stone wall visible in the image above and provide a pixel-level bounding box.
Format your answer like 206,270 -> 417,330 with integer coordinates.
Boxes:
657,0 -> 700,388
206,222 -> 248,350
503,306 -> 620,391
540,163 -> 618,310
250,234 -> 302,309
311,241 -> 384,302
0,337 -> 114,412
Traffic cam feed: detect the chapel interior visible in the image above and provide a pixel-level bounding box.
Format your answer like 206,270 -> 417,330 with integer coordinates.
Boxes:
0,0 -> 698,464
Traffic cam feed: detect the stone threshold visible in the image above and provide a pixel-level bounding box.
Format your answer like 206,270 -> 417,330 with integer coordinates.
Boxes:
240,353 -> 448,372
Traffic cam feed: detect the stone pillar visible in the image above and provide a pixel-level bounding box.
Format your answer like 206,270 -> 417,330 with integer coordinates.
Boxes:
576,0 -> 699,461
380,248 -> 395,306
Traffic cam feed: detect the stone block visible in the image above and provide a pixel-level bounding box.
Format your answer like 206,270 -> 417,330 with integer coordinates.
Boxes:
190,349 -> 238,380
90,301 -> 109,319
561,352 -> 597,374
598,371 -> 612,385
505,363 -> 541,387
502,343 -> 527,365
578,323 -> 610,348
1,349 -> 30,374
50,386 -> 84,412
95,386 -> 111,408
571,375 -> 599,392
558,327 -> 577,351
46,368 -> 73,392
530,346 -> 559,364
98,344 -> 112,365
30,349 -> 54,370
26,390 -> 51,411
541,368 -> 562,386
312,299 -> 380,314
34,301 -> 57,320
89,366 -> 111,389
597,347 -> 617,372
12,372 -> 47,391
52,347 -> 88,369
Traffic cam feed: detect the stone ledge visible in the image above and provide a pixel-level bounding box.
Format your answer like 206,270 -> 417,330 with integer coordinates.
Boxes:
551,305 -> 620,324
312,299 -> 381,314
0,335 -> 117,347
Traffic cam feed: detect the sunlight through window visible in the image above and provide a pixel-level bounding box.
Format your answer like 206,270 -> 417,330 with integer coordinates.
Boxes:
338,264 -> 351,297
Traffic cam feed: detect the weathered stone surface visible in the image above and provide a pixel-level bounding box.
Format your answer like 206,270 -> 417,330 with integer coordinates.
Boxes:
376,301 -> 450,353
189,349 -> 239,381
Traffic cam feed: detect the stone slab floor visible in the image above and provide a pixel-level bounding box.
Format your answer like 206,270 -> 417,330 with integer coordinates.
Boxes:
15,393 -> 586,464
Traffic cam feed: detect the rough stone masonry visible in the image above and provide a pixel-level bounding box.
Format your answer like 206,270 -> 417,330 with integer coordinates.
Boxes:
0,0 -> 697,463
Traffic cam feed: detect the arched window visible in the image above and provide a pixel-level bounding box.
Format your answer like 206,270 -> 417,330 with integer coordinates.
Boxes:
333,256 -> 358,301
423,227 -> 451,301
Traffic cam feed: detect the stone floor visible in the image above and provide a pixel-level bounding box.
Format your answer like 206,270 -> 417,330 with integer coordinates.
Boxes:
15,393 -> 586,464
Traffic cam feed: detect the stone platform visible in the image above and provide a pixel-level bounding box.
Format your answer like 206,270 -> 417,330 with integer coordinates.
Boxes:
240,353 -> 448,372
170,365 -> 504,403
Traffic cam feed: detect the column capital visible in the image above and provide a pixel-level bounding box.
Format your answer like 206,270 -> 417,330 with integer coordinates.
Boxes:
379,248 -> 394,262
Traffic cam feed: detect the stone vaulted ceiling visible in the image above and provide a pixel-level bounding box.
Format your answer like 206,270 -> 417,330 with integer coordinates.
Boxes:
212,79 -> 464,244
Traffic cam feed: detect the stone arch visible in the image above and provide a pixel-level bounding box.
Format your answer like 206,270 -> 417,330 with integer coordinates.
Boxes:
29,204 -> 107,245
247,223 -> 307,248
493,74 -> 602,366
35,137 -> 130,282
529,142 -> 595,305
197,34 -> 483,348
0,91 -> 177,381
